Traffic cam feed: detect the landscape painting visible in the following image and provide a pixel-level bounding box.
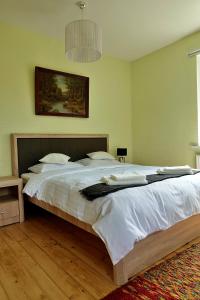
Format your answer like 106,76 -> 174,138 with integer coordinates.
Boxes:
35,67 -> 89,118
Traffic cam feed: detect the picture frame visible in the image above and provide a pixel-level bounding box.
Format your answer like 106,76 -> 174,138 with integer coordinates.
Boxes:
35,67 -> 89,118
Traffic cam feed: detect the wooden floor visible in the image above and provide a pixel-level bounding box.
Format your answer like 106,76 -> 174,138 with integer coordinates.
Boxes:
0,206 -> 199,300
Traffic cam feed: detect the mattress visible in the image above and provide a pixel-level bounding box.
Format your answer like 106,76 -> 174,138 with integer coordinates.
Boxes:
23,164 -> 200,265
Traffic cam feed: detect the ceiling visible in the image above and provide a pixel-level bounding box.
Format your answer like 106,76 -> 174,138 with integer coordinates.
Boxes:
1,0 -> 200,61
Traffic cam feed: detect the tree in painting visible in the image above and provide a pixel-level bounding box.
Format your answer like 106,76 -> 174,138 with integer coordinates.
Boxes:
35,67 -> 88,117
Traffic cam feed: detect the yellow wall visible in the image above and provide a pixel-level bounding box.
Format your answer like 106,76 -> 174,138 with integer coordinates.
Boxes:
131,32 -> 200,167
0,22 -> 133,176
1,20 -> 200,175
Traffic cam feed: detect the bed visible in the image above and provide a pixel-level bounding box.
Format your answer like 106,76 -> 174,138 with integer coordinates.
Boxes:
11,133 -> 200,285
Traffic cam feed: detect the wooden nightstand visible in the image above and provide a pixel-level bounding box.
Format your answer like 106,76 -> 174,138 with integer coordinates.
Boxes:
0,176 -> 24,226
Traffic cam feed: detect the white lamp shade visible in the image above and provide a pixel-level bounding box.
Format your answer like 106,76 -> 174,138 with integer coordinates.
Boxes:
65,19 -> 102,63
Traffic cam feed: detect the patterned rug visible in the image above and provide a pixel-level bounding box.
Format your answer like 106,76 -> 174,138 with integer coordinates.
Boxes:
103,242 -> 200,299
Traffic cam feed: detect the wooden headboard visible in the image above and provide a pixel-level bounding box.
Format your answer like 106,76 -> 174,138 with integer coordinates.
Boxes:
11,134 -> 108,176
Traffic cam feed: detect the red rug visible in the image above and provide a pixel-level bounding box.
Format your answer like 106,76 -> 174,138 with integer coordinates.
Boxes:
103,242 -> 200,299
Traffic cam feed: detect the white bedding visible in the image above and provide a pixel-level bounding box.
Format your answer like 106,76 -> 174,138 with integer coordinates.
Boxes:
23,164 -> 200,265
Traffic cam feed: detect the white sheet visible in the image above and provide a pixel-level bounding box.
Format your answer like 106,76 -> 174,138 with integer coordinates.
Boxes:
23,164 -> 200,265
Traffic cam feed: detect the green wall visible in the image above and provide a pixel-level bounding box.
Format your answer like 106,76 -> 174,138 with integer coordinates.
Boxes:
131,32 -> 200,167
0,22 -> 133,176
1,20 -> 200,175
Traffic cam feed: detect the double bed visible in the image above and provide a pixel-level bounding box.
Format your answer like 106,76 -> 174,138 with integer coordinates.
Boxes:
11,133 -> 200,285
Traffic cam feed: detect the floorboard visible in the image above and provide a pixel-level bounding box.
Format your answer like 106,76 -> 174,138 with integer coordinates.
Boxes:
0,208 -> 199,300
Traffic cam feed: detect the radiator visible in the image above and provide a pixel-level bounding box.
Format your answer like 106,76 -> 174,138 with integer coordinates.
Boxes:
196,155 -> 200,168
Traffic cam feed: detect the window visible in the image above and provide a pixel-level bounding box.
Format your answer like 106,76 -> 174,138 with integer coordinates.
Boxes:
196,55 -> 200,143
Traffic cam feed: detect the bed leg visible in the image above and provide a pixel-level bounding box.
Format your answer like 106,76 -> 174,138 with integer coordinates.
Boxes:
113,259 -> 128,286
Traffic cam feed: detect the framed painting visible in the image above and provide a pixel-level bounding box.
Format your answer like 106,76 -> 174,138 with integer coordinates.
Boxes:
35,67 -> 89,118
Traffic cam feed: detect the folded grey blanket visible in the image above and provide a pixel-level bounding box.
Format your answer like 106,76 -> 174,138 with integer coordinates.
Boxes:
80,171 -> 200,201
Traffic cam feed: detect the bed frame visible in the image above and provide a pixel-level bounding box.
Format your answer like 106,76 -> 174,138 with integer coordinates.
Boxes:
11,133 -> 200,285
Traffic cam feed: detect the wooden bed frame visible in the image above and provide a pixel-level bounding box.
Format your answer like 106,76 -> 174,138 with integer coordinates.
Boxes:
11,133 -> 200,285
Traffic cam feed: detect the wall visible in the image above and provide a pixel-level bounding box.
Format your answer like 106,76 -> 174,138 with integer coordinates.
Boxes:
131,32 -> 200,167
0,22 -> 133,176
2,20 -> 199,174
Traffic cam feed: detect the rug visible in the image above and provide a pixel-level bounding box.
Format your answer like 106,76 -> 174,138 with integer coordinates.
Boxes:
103,242 -> 200,299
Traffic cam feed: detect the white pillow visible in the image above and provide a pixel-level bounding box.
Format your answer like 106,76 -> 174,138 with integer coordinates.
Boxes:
28,162 -> 82,174
39,153 -> 70,164
77,158 -> 120,167
87,151 -> 115,160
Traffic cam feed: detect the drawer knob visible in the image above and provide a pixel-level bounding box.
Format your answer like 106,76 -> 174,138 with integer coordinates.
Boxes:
0,210 -> 6,214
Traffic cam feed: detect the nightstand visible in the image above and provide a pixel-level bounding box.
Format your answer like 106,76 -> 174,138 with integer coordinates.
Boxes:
0,176 -> 24,226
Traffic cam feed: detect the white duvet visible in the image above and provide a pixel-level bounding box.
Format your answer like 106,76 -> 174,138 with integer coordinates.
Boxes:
23,164 -> 200,265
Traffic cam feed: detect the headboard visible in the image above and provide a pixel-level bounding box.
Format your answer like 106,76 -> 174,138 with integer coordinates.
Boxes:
11,134 -> 108,176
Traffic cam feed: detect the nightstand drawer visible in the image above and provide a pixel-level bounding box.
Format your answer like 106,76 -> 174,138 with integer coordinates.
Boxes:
0,198 -> 19,226
0,176 -> 24,225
